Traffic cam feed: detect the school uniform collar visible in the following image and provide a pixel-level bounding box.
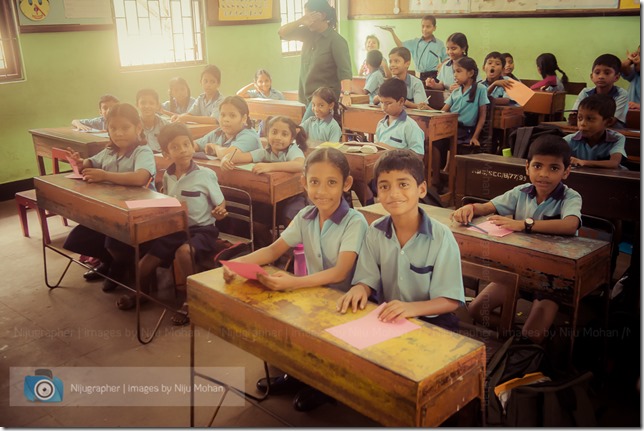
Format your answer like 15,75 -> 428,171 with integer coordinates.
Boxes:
420,35 -> 437,43
166,160 -> 199,176
205,91 -> 221,103
571,130 -> 619,143
445,59 -> 453,67
374,207 -> 434,239
266,142 -> 296,156
588,86 -> 619,98
302,198 -> 350,224
520,182 -> 566,201
143,114 -> 163,131
316,113 -> 334,124
108,144 -> 138,158
381,109 -> 408,125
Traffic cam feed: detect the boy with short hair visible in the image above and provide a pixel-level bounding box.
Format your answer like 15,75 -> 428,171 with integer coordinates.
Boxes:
338,149 -> 464,332
451,135 -> 582,344
116,123 -> 227,324
375,47 -> 430,110
572,54 -> 629,127
564,94 -> 626,169
136,88 -> 169,153
71,94 -> 119,131
479,51 -> 513,102
362,49 -> 386,104
173,64 -> 225,126
383,15 -> 446,84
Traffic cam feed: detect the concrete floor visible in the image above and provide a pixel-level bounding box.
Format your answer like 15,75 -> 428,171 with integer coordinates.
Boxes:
0,198 -> 640,427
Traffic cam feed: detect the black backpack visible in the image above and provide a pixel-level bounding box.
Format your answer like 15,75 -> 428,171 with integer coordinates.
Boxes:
508,125 -> 564,158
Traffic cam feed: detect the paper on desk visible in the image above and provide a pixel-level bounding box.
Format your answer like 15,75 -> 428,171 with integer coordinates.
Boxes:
234,163 -> 255,172
65,154 -> 83,177
467,220 -> 513,238
325,303 -> 420,350
317,142 -> 344,149
193,151 -> 217,160
65,173 -> 84,179
90,132 -> 110,138
220,260 -> 267,280
125,197 -> 182,209
504,79 -> 535,106
76,128 -> 103,133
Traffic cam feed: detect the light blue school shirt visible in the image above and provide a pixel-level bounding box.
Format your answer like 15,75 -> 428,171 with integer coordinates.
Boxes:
572,86 -> 629,125
564,130 -> 626,160
187,92 -> 225,120
479,77 -> 510,99
194,127 -> 261,153
300,114 -> 342,144
352,208 -> 465,315
79,116 -> 106,131
246,88 -> 285,100
491,182 -> 582,224
162,97 -> 197,115
374,110 -> 425,155
402,36 -> 447,73
622,67 -> 641,105
401,73 -> 427,104
437,59 -> 455,89
280,199 -> 368,292
445,84 -> 490,127
87,145 -> 156,178
163,161 -> 224,227
143,114 -> 169,153
250,142 -> 304,163
363,69 -> 385,104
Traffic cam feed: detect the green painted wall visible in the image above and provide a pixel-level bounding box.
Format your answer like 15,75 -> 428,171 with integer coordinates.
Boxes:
0,13 -> 639,185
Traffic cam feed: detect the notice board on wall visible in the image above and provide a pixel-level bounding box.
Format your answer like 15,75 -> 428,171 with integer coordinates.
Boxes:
16,0 -> 114,33
207,0 -> 280,25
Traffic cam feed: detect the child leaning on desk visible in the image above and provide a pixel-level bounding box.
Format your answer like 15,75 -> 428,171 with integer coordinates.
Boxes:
236,69 -> 284,100
115,123 -> 227,325
71,94 -> 119,132
451,135 -> 583,344
374,47 -> 431,110
564,94 -> 626,170
161,76 -> 196,116
63,103 -> 156,292
223,147 -> 368,412
193,96 -> 261,158
172,64 -> 224,126
338,149 -> 465,332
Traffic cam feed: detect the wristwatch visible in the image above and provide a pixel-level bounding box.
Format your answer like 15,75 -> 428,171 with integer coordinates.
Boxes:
342,90 -> 351,96
524,218 -> 535,233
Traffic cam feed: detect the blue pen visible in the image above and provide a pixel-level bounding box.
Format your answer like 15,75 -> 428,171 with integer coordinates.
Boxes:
467,222 -> 488,234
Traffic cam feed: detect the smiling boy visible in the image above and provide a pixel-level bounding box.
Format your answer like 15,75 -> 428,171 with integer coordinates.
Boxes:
375,47 -> 430,110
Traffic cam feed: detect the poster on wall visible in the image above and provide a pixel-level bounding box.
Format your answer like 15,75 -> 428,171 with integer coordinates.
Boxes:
471,0 -> 537,12
408,0 -> 470,14
619,0 -> 640,9
537,0 -> 618,9
218,0 -> 273,21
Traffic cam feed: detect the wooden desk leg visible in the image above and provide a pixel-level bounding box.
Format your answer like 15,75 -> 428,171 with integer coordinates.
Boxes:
272,205 -> 278,241
190,322 -> 195,427
37,155 -> 47,176
134,230 -> 167,345
447,130 -> 457,207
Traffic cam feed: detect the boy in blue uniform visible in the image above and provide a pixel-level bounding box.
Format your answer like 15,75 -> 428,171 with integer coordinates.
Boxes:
339,149 -> 464,332
383,15 -> 446,84
136,88 -> 169,153
572,54 -> 629,128
479,51 -> 513,102
564,94 -> 626,169
375,47 -> 430,110
451,135 -> 582,343
116,123 -> 227,323
71,94 -> 119,131
173,64 -> 225,126
362,49 -> 386,104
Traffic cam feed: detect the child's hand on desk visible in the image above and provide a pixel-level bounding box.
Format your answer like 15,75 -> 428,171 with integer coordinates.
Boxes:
172,114 -> 188,124
417,102 -> 430,110
220,154 -> 235,171
252,163 -> 273,174
257,271 -> 297,291
570,156 -> 586,167
204,143 -> 219,157
378,300 -> 419,323
212,202 -> 228,220
628,101 -> 640,110
223,266 -> 236,283
487,215 -> 523,232
337,284 -> 371,314
81,168 -> 107,183
450,204 -> 474,224
66,147 -> 84,165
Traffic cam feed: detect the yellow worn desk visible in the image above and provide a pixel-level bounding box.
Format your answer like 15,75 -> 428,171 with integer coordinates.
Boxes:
342,104 -> 459,205
246,98 -> 306,124
29,124 -> 216,176
187,267 -> 485,427
358,204 -> 611,360
34,174 -> 189,343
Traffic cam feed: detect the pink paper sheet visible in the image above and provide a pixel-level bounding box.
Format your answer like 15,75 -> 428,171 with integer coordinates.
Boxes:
220,260 -> 267,280
325,303 -> 421,350
125,197 -> 182,209
504,79 -> 536,106
65,173 -> 84,179
467,220 -> 513,238
65,155 -> 82,176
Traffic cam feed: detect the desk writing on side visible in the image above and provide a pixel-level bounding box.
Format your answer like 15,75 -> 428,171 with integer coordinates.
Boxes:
341,104 -> 458,205
187,267 -> 485,427
357,203 -> 611,361
454,153 -> 640,222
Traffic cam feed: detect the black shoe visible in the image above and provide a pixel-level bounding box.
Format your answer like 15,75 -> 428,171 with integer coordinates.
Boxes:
83,262 -> 110,281
102,279 -> 118,292
256,374 -> 302,395
293,387 -> 334,412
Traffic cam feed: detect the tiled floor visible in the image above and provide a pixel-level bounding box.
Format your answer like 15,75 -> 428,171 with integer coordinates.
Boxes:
0,199 -> 640,427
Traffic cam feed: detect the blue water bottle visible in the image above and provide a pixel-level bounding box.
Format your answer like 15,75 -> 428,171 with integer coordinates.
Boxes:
293,243 -> 307,276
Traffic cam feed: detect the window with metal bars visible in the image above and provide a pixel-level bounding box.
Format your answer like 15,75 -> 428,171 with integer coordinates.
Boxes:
112,0 -> 205,69
0,1 -> 23,83
279,0 -> 336,55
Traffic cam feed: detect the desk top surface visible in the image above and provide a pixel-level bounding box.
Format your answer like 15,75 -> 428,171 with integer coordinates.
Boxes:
345,103 -> 457,119
30,123 -> 216,143
358,203 -> 609,261
542,121 -> 641,138
247,98 -> 306,107
188,266 -> 483,382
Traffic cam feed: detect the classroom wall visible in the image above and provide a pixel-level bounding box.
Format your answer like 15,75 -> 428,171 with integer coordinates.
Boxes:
0,13 -> 639,187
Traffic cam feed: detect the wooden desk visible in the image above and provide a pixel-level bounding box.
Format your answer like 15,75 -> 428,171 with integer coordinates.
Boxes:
351,76 -> 366,94
187,267 -> 485,427
341,104 -> 459,205
357,203 -> 611,360
523,91 -> 566,122
155,155 -> 302,240
246,98 -> 306,124
282,90 -> 299,101
30,124 -> 216,176
519,79 -> 586,96
455,153 -> 640,222
34,174 -> 189,343
278,91 -> 368,105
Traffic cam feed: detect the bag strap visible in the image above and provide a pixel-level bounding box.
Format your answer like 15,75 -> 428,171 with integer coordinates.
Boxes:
486,335 -> 516,378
